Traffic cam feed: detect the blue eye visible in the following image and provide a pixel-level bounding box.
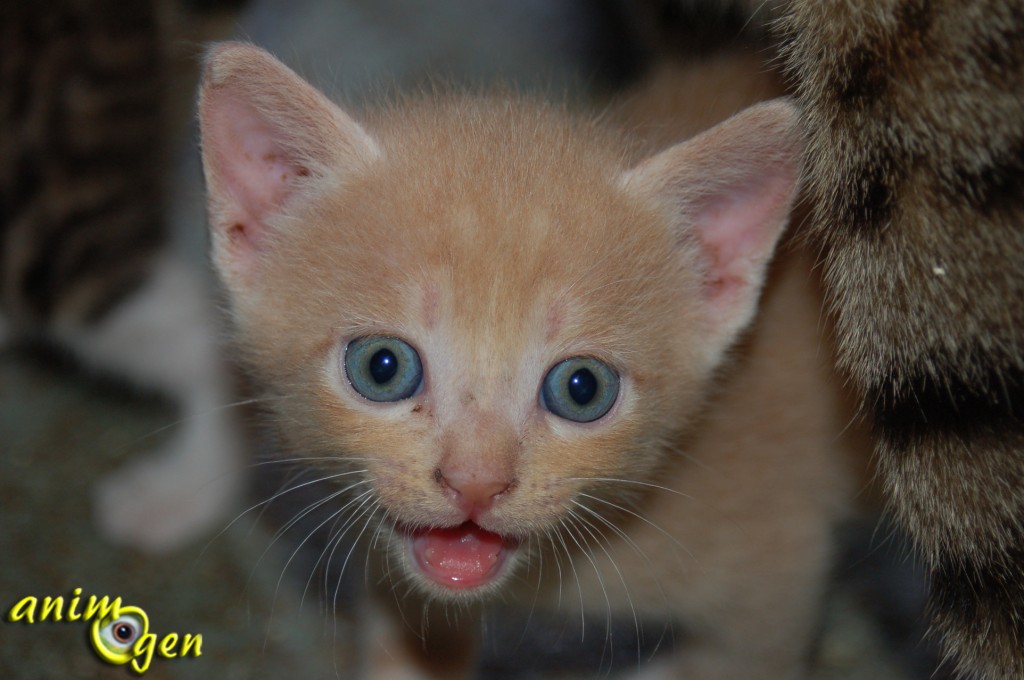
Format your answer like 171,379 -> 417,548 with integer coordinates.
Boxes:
541,357 -> 619,423
345,336 -> 423,402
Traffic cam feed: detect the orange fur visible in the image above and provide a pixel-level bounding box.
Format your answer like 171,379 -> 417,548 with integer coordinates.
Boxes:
200,44 -> 863,679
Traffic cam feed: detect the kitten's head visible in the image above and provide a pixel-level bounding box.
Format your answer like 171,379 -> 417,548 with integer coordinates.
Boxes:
199,43 -> 803,599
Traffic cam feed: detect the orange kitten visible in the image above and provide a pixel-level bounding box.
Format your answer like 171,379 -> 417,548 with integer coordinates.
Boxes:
199,43 -> 859,678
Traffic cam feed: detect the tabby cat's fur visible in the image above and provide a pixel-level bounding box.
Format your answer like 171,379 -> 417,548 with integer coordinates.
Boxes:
774,3 -> 1024,678
0,0 -> 165,329
1,0 -> 245,552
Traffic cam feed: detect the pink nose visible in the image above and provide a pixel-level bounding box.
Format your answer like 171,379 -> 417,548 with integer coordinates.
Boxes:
435,469 -> 512,517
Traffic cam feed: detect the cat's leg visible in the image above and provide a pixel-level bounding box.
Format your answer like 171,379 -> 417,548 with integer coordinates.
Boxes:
361,585 -> 480,680
56,251 -> 244,552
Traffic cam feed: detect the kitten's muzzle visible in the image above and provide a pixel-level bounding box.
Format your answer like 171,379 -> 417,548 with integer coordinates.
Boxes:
434,466 -> 513,522
406,521 -> 518,591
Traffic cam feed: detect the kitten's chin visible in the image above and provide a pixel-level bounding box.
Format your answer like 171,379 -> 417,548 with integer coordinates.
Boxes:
403,522 -> 519,594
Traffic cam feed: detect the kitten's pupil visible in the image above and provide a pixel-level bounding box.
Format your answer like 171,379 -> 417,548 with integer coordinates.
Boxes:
568,369 -> 597,405
369,349 -> 399,384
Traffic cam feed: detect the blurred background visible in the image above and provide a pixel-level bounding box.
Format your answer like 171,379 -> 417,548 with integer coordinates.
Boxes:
1,0 -> 944,677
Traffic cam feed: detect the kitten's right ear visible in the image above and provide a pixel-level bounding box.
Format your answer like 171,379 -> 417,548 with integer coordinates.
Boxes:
620,99 -> 804,366
199,42 -> 380,287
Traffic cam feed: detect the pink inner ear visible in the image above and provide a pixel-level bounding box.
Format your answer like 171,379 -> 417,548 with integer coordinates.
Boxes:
205,95 -> 309,257
694,173 -> 794,327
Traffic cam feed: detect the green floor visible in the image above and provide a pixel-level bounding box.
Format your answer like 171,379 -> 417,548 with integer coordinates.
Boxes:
0,349 -> 351,679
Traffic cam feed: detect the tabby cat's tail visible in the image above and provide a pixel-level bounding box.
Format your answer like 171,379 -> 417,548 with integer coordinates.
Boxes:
784,1 -> 1024,677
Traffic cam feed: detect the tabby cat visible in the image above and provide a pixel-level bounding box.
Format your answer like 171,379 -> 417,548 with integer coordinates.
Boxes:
0,0 -> 244,551
781,3 -> 1024,677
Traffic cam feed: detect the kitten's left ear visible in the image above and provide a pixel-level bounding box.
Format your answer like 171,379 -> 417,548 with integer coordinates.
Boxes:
620,99 -> 804,361
199,42 -> 381,289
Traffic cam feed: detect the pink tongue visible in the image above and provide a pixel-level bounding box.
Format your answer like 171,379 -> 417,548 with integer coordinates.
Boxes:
411,523 -> 507,589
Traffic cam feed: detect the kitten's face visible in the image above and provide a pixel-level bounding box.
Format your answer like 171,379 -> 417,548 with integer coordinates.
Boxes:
237,105 -> 707,595
200,44 -> 801,598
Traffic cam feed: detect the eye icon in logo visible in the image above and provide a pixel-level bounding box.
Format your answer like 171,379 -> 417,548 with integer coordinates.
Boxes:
90,606 -> 149,665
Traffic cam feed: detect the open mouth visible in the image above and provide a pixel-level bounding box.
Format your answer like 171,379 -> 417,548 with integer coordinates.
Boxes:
407,521 -> 516,590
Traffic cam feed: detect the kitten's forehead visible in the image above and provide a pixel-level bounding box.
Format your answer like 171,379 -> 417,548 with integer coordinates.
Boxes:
393,186 -> 660,357
403,200 -> 582,358
351,97 -> 688,339
381,184 -> 693,414
272,95 -> 703,396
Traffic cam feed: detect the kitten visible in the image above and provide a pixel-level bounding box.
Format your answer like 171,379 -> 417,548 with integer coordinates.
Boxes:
198,43 -> 860,678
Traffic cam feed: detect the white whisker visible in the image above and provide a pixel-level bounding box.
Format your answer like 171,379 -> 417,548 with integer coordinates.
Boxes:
306,491 -> 379,611
265,487 -> 376,641
201,468 -> 370,561
551,522 -> 586,640
562,512 -> 613,647
576,492 -> 698,571
572,501 -> 677,661
571,501 -> 643,669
